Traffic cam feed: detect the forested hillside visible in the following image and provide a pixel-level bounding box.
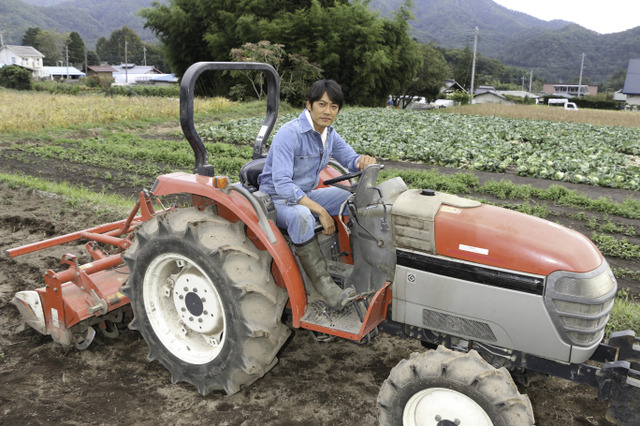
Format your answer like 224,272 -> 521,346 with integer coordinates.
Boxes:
370,0 -> 640,83
0,0 -> 156,46
369,0 -> 569,54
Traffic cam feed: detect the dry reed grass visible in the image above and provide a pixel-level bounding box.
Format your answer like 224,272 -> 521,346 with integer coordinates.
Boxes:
0,89 -> 231,133
445,103 -> 640,128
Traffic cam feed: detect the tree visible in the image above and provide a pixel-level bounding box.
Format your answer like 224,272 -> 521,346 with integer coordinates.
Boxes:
230,40 -> 323,105
96,27 -> 144,65
67,32 -> 85,68
602,68 -> 627,93
230,41 -> 287,99
392,42 -> 449,109
22,28 -> 42,49
0,65 -> 32,90
36,30 -> 66,66
87,50 -> 101,67
141,0 -> 421,105
261,0 -> 422,105
282,53 -> 324,106
449,45 -> 473,92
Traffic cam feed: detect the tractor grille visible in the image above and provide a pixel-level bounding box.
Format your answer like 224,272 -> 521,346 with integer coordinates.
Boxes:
545,262 -> 617,347
422,308 -> 497,342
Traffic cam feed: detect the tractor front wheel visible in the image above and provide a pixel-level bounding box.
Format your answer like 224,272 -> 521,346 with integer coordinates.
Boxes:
122,207 -> 290,395
377,346 -> 535,426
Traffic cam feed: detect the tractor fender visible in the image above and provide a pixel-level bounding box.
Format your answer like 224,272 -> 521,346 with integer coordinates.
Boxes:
151,172 -> 308,326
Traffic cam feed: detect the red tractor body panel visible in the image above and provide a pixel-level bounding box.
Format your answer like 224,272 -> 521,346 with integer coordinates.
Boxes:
435,203 -> 603,275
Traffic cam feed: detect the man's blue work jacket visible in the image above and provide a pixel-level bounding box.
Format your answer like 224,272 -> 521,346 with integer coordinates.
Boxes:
258,110 -> 361,205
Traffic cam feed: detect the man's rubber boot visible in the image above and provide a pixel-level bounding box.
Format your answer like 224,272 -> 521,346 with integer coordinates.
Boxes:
296,237 -> 356,310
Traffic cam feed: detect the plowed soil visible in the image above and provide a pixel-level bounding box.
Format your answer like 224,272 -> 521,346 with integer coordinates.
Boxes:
2,135 -> 638,424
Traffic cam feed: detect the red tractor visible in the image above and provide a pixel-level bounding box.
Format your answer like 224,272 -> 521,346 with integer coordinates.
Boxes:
9,62 -> 640,425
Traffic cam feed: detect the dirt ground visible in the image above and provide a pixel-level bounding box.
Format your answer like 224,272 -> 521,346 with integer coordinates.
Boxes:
1,159 -> 638,425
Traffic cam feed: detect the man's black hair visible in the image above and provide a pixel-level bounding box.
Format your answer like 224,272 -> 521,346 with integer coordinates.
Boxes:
307,79 -> 344,110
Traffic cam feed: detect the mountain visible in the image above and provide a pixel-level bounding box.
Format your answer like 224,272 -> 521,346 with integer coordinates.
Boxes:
500,24 -> 640,84
370,0 -> 571,56
368,0 -> 640,84
3,0 -> 639,84
0,0 -> 156,47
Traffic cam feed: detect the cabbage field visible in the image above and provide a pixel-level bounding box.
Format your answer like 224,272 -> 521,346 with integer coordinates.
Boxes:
202,108 -> 640,190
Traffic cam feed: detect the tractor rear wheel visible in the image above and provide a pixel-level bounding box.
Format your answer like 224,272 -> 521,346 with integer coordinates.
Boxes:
121,207 -> 290,395
377,346 -> 535,426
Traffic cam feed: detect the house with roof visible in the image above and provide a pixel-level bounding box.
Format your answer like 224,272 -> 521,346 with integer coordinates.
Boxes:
542,83 -> 597,97
499,90 -> 542,103
441,79 -> 467,95
111,63 -> 164,84
42,66 -> 86,80
473,85 -> 514,105
87,65 -> 118,82
0,45 -> 46,78
623,58 -> 640,109
149,73 -> 178,85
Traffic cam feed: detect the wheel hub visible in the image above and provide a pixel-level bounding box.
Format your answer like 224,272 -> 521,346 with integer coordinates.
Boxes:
143,252 -> 227,364
403,387 -> 492,426
172,270 -> 224,335
185,292 -> 204,316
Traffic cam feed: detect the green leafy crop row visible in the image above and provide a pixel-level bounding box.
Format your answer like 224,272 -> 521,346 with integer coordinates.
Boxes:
200,108 -> 640,190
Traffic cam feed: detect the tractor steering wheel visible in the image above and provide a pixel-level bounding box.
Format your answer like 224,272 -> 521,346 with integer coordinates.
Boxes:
323,170 -> 363,187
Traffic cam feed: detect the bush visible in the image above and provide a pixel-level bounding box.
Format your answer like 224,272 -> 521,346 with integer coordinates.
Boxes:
86,75 -> 114,89
106,85 -> 179,97
33,80 -> 82,95
574,95 -> 620,111
0,65 -> 33,90
450,90 -> 471,105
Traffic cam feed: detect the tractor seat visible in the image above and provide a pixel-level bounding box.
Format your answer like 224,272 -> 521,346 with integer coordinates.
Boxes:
239,158 -> 267,192
239,158 -> 324,235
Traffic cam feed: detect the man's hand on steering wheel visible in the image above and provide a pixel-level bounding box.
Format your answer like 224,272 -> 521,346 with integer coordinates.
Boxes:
322,157 -> 381,193
357,155 -> 376,170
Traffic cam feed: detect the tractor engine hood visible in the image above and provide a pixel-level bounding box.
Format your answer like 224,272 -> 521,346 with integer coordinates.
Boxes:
391,189 -> 603,276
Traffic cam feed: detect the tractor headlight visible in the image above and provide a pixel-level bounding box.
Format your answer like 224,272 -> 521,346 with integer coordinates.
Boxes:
545,261 -> 617,347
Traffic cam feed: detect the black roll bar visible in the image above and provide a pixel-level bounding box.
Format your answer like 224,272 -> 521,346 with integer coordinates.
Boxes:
179,62 -> 280,176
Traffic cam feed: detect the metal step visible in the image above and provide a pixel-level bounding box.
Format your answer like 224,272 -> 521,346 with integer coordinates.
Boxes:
300,297 -> 363,336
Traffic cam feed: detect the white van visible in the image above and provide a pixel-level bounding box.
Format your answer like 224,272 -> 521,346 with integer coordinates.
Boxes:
548,98 -> 578,111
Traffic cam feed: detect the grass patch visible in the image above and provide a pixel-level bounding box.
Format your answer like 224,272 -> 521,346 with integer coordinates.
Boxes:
381,167 -> 480,194
479,180 -> 640,220
591,233 -> 640,259
0,173 -> 135,212
607,289 -> 640,337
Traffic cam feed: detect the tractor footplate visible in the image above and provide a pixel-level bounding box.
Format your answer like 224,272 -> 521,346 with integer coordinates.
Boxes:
300,282 -> 392,343
301,299 -> 364,336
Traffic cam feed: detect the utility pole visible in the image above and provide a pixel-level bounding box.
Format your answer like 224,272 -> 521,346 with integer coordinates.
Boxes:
124,40 -> 128,84
143,46 -> 147,66
521,75 -> 525,91
529,69 -> 533,93
577,52 -> 585,98
0,30 -> 4,47
65,45 -> 69,80
470,26 -> 479,104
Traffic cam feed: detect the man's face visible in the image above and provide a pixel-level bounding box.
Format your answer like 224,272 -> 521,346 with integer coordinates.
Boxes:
306,91 -> 340,132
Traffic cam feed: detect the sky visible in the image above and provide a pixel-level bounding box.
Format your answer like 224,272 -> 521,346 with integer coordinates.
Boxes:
492,0 -> 638,34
